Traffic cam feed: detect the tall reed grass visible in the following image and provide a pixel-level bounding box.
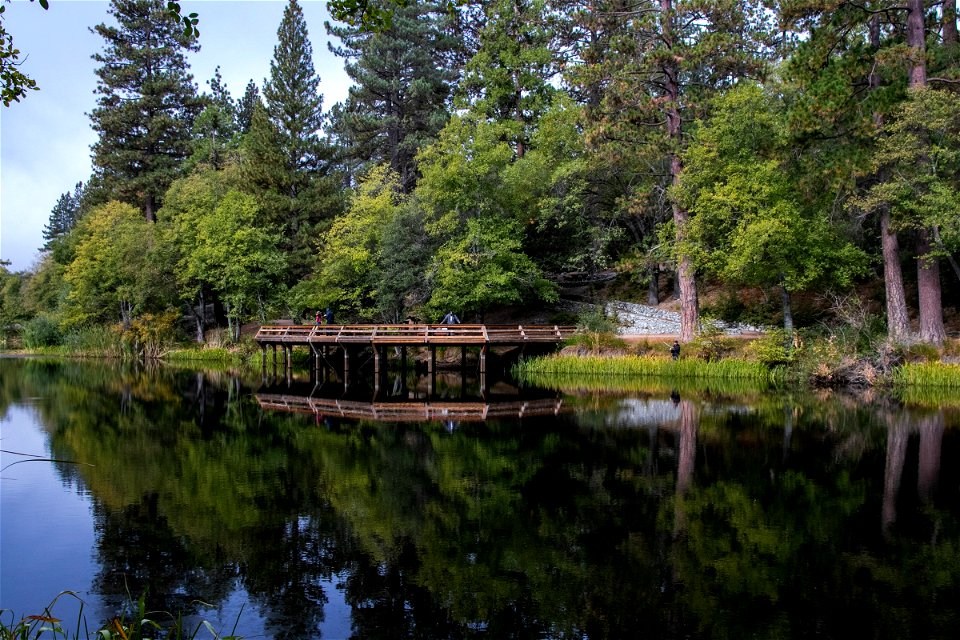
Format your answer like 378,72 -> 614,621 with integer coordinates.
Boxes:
0,591 -> 240,640
514,354 -> 778,382
515,370 -> 773,395
893,362 -> 960,388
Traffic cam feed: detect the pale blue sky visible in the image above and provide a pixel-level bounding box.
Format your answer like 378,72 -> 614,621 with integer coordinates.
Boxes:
0,0 -> 350,271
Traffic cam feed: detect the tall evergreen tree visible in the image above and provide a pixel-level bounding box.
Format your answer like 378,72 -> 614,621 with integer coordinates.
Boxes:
327,0 -> 461,192
236,79 -> 261,134
189,66 -> 239,170
89,0 -> 202,222
458,0 -> 558,158
262,0 -> 327,189
42,182 -> 84,250
571,0 -> 776,341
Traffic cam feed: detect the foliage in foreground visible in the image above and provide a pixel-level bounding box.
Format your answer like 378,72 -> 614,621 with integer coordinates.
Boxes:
0,591 -> 240,640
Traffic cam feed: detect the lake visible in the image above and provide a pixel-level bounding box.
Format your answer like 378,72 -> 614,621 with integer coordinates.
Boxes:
1,356 -> 959,639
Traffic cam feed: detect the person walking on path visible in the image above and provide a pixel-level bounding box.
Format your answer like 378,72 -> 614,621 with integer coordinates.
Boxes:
670,340 -> 681,360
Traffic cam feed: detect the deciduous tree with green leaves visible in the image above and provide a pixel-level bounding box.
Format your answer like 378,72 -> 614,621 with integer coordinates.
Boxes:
63,201 -> 167,329
571,0 -> 776,341
428,216 -> 557,320
857,87 -> 960,344
312,164 -> 404,319
181,190 -> 287,340
678,84 -> 868,333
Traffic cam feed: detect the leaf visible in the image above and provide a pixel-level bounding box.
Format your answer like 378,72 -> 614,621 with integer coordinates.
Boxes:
26,615 -> 61,623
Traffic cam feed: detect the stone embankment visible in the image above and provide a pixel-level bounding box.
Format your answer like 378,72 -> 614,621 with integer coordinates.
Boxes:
563,300 -> 765,336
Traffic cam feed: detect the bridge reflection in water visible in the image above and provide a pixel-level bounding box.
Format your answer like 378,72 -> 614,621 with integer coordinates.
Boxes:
256,371 -> 568,424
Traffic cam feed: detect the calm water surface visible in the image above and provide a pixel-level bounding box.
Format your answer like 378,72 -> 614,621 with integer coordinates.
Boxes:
1,357 -> 959,639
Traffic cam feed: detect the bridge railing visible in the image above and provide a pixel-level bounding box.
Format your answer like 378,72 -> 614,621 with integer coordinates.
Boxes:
255,324 -> 576,345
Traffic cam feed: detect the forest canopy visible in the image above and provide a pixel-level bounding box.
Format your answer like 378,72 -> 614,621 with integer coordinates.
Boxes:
1,0 -> 958,348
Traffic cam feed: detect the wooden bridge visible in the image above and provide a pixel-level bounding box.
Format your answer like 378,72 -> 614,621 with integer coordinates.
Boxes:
255,324 -> 576,347
255,323 -> 577,377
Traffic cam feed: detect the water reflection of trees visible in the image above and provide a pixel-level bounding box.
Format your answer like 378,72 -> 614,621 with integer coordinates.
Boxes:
3,358 -> 960,638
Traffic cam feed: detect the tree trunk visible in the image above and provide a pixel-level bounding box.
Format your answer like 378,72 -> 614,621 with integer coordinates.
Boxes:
781,284 -> 794,335
144,193 -> 157,223
917,228 -> 946,344
944,0 -> 958,46
880,210 -> 912,342
906,0 -> 927,88
647,266 -> 659,305
661,0 -> 698,342
193,289 -> 206,343
905,0 -> 945,345
869,18 -> 913,344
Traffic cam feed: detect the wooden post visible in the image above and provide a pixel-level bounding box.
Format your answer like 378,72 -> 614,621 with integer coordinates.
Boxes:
479,345 -> 487,374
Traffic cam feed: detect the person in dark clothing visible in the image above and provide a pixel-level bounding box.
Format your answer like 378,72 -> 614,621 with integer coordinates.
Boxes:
670,340 -> 681,360
324,307 -> 334,325
441,311 -> 460,325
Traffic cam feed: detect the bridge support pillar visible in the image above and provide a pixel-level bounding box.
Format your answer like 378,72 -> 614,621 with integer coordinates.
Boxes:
479,345 -> 487,374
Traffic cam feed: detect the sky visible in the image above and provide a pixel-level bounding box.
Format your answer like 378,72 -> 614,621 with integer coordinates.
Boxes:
0,0 -> 351,272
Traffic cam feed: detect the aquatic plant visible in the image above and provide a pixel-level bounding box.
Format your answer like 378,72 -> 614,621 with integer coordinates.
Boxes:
0,592 -> 240,640
514,354 -> 776,381
893,362 -> 960,388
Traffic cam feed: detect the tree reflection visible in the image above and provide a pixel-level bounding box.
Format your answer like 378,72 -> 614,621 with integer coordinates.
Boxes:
2,357 -> 960,638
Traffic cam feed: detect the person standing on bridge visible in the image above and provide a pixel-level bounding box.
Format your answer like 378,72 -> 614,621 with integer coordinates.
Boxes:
315,310 -> 321,325
325,307 -> 334,325
441,311 -> 460,325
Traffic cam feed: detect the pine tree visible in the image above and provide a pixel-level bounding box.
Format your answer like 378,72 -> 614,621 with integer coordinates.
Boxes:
458,0 -> 558,158
262,0 -> 326,191
327,0 -> 461,192
236,79 -> 261,134
189,66 -> 239,170
42,182 -> 84,250
571,0 -> 776,341
89,0 -> 202,222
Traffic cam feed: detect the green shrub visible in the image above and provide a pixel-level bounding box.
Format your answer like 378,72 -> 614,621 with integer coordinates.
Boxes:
746,329 -> 793,366
577,305 -> 618,334
898,341 -> 941,363
687,322 -> 737,362
21,315 -> 62,348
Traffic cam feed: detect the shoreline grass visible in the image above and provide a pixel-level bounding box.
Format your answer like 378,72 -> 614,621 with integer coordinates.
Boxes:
893,362 -> 960,388
515,353 -> 777,379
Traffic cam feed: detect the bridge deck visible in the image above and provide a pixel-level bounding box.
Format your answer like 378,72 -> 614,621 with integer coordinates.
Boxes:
255,324 -> 576,347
